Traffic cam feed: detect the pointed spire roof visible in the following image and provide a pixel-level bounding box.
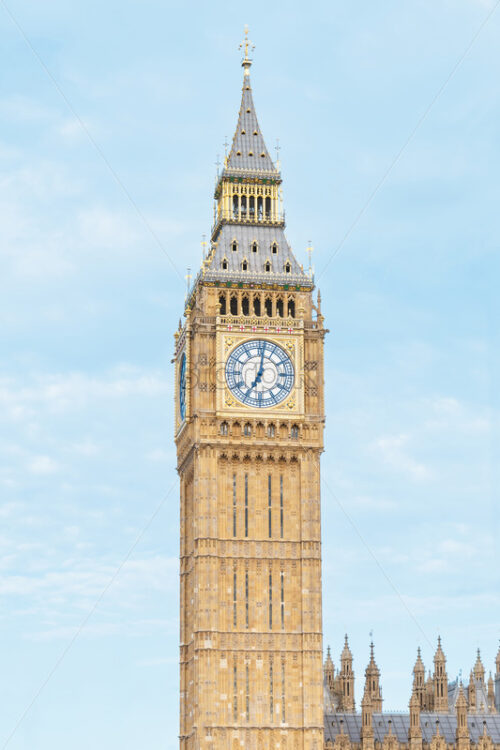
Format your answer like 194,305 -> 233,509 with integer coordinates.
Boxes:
325,645 -> 334,671
414,647 -> 425,674
223,30 -> 278,178
474,648 -> 485,682
456,683 -> 467,708
366,641 -> 380,675
225,71 -> 277,175
341,634 -> 353,661
434,635 -> 446,662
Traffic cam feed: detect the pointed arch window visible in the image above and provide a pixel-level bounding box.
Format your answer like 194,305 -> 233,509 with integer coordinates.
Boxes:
219,293 -> 227,314
253,296 -> 261,316
220,421 -> 229,436
241,195 -> 247,217
242,260 -> 248,271
232,195 -> 238,219
291,425 -> 299,439
257,196 -> 263,220
264,261 -> 271,273
231,240 -> 238,252
284,262 -> 291,274
271,243 -> 278,254
242,296 -> 250,316
276,298 -> 284,317
265,297 -> 272,317
249,195 -> 255,218
251,242 -> 258,253
265,196 -> 271,218
222,258 -> 228,270
244,422 -> 252,437
287,298 -> 295,318
230,296 -> 238,316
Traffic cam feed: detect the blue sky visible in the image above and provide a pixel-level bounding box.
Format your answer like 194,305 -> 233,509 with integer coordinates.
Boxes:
1,0 -> 499,747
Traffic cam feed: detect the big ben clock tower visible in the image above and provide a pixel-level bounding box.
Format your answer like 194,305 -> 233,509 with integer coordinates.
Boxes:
174,31 -> 326,750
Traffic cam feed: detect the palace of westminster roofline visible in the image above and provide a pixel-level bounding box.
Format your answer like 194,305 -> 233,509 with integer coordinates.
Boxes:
323,636 -> 500,749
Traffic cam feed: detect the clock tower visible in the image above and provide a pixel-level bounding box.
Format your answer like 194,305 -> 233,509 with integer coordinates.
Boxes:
174,32 -> 326,750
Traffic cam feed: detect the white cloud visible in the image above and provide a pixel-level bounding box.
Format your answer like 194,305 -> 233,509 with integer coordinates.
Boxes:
0,366 -> 170,418
28,455 -> 60,475
372,433 -> 433,481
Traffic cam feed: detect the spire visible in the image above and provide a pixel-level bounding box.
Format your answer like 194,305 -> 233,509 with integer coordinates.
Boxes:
433,637 -> 448,712
340,634 -> 355,711
414,647 -> 425,675
413,647 -> 426,709
206,33 -> 311,288
224,28 -> 277,176
342,633 -> 352,661
364,640 -> 382,712
324,645 -> 335,691
474,648 -> 485,683
434,636 -> 445,662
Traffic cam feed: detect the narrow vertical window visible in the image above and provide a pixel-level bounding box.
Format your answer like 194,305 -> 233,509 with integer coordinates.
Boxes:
244,474 -> 248,537
280,571 -> 284,629
245,571 -> 249,629
280,475 -> 284,539
268,474 -> 272,538
268,572 -> 273,629
281,660 -> 286,723
233,569 -> 237,628
246,663 -> 250,722
233,664 -> 238,722
233,474 -> 237,537
269,657 -> 274,721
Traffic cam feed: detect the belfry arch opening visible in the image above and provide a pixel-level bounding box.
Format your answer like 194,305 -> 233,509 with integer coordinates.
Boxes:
219,294 -> 227,315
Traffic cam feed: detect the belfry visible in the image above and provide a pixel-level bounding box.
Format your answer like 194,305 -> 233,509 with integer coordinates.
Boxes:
174,29 -> 326,750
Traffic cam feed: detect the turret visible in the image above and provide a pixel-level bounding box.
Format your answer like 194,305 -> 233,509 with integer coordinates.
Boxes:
426,669 -> 435,711
364,641 -> 383,712
413,647 -> 426,709
324,645 -> 335,692
474,649 -> 485,684
487,673 -> 496,713
433,636 -> 448,712
361,689 -> 374,750
408,689 -> 423,750
468,670 -> 477,713
340,634 -> 355,711
456,684 -> 470,750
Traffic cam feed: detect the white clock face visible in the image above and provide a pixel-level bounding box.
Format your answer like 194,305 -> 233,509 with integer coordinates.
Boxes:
225,339 -> 294,408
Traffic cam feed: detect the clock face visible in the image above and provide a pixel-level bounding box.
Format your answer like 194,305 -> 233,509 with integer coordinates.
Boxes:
225,339 -> 294,408
179,352 -> 187,421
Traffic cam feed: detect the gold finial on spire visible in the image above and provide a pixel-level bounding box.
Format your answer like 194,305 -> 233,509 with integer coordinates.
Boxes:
239,25 -> 255,74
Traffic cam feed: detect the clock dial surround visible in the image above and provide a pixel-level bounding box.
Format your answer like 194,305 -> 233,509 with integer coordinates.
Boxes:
225,339 -> 294,408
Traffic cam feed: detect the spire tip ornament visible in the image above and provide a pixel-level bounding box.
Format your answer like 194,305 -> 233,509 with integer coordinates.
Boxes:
239,25 -> 255,75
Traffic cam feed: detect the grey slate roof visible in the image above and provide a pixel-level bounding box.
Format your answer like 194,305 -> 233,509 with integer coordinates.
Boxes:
224,72 -> 278,176
204,224 -> 312,287
325,712 -> 500,745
